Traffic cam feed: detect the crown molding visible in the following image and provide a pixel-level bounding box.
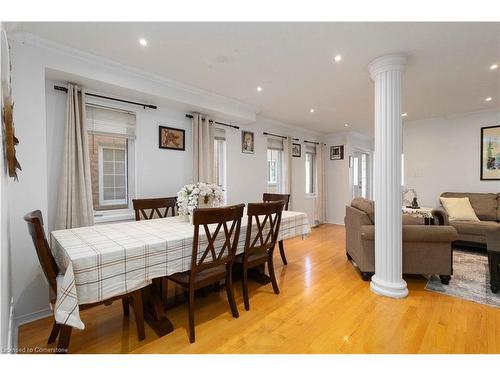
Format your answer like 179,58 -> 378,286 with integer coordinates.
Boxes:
256,115 -> 326,138
7,32 -> 258,117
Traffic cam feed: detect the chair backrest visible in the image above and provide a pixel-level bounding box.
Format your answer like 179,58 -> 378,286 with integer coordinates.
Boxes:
133,197 -> 177,221
244,201 -> 285,256
191,204 -> 245,275
24,210 -> 59,301
263,193 -> 290,210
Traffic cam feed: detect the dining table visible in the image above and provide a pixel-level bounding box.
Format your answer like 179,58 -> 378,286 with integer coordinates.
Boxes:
50,210 -> 311,337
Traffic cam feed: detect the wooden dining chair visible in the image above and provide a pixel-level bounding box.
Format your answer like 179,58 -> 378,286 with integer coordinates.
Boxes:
133,197 -> 177,306
132,197 -> 177,220
165,204 -> 244,343
263,193 -> 290,265
236,201 -> 285,310
24,210 -> 146,353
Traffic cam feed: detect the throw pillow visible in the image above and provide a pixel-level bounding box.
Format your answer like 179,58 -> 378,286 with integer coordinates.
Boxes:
440,197 -> 480,222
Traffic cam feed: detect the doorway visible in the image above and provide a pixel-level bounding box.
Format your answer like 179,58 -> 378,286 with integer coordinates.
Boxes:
351,151 -> 371,199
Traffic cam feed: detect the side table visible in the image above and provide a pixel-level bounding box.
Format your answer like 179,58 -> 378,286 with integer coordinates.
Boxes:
486,228 -> 500,294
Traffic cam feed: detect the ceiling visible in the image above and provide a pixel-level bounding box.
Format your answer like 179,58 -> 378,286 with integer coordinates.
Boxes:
7,22 -> 500,134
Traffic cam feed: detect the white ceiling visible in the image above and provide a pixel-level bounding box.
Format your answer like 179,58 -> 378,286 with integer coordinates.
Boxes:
7,22 -> 500,134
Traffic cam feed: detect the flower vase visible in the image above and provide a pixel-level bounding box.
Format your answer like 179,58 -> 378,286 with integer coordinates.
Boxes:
198,195 -> 214,209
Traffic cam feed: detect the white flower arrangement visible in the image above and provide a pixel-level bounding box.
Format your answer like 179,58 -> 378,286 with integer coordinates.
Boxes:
176,182 -> 225,216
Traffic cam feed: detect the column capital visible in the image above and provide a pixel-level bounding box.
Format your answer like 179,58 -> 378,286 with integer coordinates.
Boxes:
368,54 -> 407,80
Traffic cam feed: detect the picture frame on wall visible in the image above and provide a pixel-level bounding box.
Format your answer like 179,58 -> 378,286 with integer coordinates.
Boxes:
481,125 -> 500,180
159,126 -> 185,151
292,143 -> 301,157
241,130 -> 255,154
330,145 -> 344,160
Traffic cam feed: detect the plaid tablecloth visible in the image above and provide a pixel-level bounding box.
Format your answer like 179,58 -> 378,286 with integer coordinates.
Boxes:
50,211 -> 311,329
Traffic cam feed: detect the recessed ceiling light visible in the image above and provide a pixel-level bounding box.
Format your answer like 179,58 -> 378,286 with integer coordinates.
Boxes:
485,97 -> 493,102
344,123 -> 349,127
334,54 -> 342,62
310,108 -> 315,113
256,86 -> 263,92
490,64 -> 498,70
139,38 -> 148,47
401,113 -> 408,117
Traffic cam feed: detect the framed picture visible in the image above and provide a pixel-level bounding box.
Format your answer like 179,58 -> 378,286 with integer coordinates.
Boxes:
481,125 -> 500,180
242,130 -> 255,154
292,143 -> 301,157
159,126 -> 185,151
330,145 -> 344,160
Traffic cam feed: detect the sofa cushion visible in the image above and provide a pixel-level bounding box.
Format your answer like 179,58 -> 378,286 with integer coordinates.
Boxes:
497,194 -> 500,222
440,197 -> 480,222
450,220 -> 499,236
351,198 -> 375,223
441,192 -> 498,221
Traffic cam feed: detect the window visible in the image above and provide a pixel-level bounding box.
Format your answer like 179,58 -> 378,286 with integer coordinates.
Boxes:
267,138 -> 284,193
305,148 -> 316,195
86,105 -> 136,213
214,127 -> 227,190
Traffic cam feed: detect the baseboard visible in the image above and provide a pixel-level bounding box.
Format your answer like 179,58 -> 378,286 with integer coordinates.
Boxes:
7,297 -> 14,351
325,220 -> 345,226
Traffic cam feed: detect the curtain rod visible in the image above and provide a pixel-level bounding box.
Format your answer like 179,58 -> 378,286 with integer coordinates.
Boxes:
54,85 -> 157,110
263,132 -> 300,141
185,114 -> 239,129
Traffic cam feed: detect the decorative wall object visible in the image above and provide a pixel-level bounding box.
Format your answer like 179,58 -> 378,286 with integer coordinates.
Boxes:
159,126 -> 185,151
241,130 -> 255,154
330,145 -> 344,160
291,143 -> 301,157
481,125 -> 500,180
3,96 -> 22,179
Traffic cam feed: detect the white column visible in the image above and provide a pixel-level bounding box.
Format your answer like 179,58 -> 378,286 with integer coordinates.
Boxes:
368,54 -> 408,299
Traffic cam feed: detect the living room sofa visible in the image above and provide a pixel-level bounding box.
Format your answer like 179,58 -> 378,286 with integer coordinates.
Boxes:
345,197 -> 458,283
433,192 -> 500,248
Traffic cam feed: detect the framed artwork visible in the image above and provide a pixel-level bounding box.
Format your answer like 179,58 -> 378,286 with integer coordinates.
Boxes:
242,130 -> 255,154
481,125 -> 500,180
159,126 -> 185,151
330,145 -> 344,160
292,143 -> 301,157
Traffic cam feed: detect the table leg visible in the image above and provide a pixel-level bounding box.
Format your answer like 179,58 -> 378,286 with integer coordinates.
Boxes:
247,264 -> 271,285
143,283 -> 174,337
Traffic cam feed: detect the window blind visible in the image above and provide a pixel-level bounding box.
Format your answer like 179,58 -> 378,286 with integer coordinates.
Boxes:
215,126 -> 226,140
86,105 -> 136,139
267,137 -> 284,150
305,144 -> 316,154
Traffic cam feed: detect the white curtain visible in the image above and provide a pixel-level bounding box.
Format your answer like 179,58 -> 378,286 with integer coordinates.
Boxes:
314,143 -> 326,224
56,84 -> 94,229
192,113 -> 215,183
283,136 -> 293,210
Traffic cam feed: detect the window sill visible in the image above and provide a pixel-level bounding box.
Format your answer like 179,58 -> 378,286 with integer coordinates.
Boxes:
94,210 -> 135,224
306,194 -> 318,199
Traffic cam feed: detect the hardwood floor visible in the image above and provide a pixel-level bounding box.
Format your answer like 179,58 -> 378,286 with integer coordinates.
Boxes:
18,224 -> 500,354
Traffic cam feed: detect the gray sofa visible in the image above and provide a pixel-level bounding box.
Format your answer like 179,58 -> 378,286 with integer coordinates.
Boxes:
345,197 -> 458,283
433,192 -> 500,248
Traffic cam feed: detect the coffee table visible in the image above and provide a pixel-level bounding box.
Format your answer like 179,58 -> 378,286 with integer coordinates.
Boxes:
486,227 -> 500,294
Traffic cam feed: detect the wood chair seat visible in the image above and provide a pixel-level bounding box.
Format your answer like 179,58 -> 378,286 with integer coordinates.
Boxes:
235,249 -> 268,266
167,265 -> 227,287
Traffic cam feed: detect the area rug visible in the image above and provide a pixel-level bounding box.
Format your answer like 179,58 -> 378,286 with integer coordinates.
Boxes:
425,249 -> 500,308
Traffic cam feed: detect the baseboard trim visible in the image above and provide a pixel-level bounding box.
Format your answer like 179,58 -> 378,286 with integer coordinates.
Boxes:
14,307 -> 52,347
7,297 -> 14,351
325,220 -> 345,226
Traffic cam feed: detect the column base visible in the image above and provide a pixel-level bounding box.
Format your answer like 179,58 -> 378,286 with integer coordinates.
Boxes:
370,275 -> 408,299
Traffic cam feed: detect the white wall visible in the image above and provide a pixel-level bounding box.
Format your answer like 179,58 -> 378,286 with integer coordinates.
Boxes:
403,110 -> 500,207
325,132 -> 374,224
9,34 -> 323,325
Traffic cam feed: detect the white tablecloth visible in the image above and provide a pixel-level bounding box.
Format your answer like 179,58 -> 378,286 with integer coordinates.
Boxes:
50,211 -> 311,329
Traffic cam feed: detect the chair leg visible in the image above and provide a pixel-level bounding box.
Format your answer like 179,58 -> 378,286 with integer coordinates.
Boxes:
268,255 -> 280,295
48,322 -> 60,344
188,287 -> 195,343
161,278 -> 168,307
225,265 -> 239,318
57,325 -> 72,353
133,290 -> 145,341
278,240 -> 288,265
242,265 -> 250,311
122,297 -> 130,316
